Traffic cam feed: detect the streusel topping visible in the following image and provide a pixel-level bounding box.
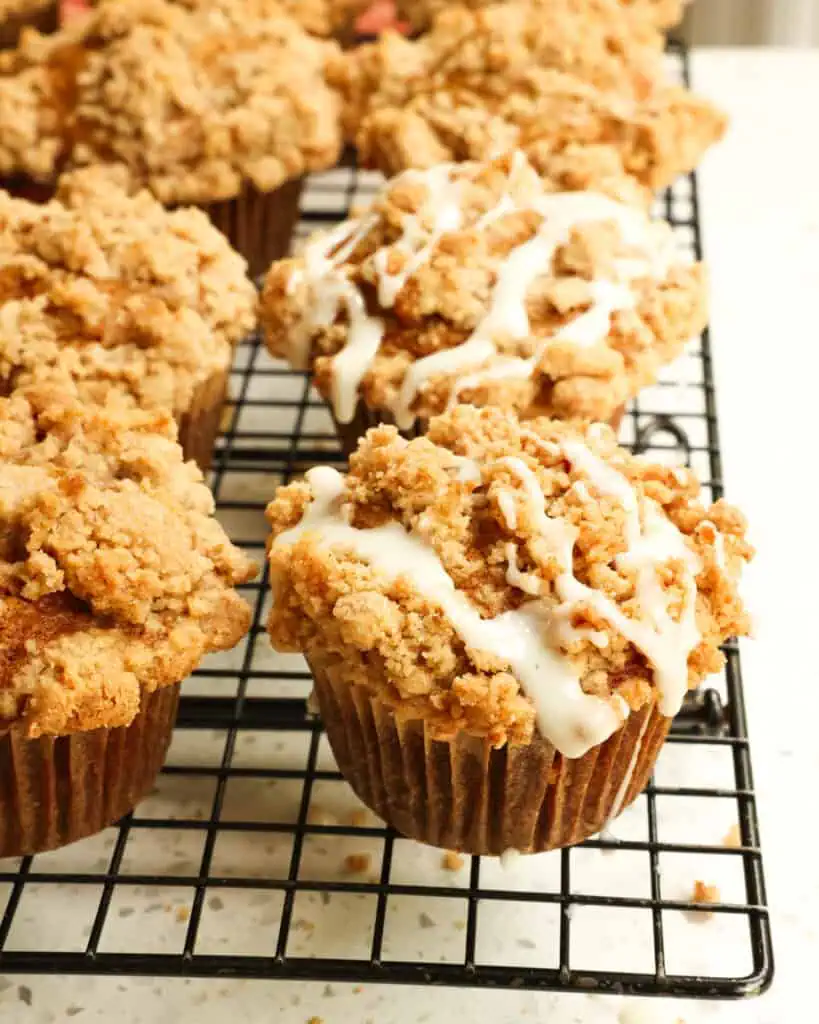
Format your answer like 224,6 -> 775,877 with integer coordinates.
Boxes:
329,4 -> 725,189
262,152 -> 705,428
0,170 -> 257,415
165,0 -> 367,38
267,406 -> 751,751
0,0 -> 53,20
396,0 -> 686,36
0,0 -> 342,202
0,392 -> 256,737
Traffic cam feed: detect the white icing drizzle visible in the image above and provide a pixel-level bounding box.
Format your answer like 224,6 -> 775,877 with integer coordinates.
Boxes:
498,446 -> 701,719
275,466 -> 624,759
287,154 -> 677,429
497,490 -> 518,531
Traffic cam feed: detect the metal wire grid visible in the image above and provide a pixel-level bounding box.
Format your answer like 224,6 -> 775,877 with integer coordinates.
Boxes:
0,48 -> 772,999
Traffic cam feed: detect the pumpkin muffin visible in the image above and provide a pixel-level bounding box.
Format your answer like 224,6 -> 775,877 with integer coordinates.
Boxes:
261,152 -> 706,455
329,3 -> 724,190
163,0 -> 369,43
265,405 -> 752,854
0,0 -> 343,273
0,0 -> 58,51
0,168 -> 257,470
0,391 -> 256,856
396,0 -> 687,38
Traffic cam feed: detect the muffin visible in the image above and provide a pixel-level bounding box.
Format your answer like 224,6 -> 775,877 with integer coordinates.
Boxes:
0,392 -> 256,856
396,0 -> 687,38
0,0 -> 58,51
266,406 -> 752,854
0,0 -> 343,274
329,3 -> 725,190
261,152 -> 706,456
0,168 -> 258,470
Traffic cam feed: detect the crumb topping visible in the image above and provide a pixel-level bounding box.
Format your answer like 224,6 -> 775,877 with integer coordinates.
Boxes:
0,0 -> 342,202
266,406 -> 752,750
0,392 -> 256,737
166,0 -> 368,38
0,0 -> 53,20
262,152 -> 706,428
328,4 -> 725,189
0,172 -> 257,415
397,0 -> 686,36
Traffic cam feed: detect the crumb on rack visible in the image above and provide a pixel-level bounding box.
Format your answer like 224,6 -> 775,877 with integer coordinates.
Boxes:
442,851 -> 465,871
349,809 -> 370,827
723,824 -> 742,848
343,853 -> 372,874
307,805 -> 337,826
690,879 -> 720,920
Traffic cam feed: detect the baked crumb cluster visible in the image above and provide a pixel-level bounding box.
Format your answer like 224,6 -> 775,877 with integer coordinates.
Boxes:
396,0 -> 687,35
329,3 -> 724,189
0,0 -> 52,19
262,152 -> 706,428
0,0 -> 342,201
0,169 -> 257,416
0,392 -> 256,737
166,0 -> 367,39
266,406 -> 752,747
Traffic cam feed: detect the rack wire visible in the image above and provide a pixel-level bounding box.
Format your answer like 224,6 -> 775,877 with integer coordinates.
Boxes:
0,46 -> 772,1000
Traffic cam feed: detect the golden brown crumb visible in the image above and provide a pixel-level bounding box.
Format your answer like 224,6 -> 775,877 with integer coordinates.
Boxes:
397,0 -> 687,36
343,853 -> 372,874
0,0 -> 342,202
307,1017 -> 324,1024
442,851 -> 465,871
0,392 -> 256,737
0,176 -> 257,419
163,0 -> 367,38
723,823 -> 742,848
690,879 -> 720,918
175,905 -> 190,923
0,0 -> 53,20
349,809 -> 370,828
307,805 -> 337,826
266,406 -> 752,747
262,152 -> 704,427
328,4 -> 725,189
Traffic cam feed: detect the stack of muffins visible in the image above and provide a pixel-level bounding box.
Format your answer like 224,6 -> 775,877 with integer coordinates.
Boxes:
0,0 -> 752,862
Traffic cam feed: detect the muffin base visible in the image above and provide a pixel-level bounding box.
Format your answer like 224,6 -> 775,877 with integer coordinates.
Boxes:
334,402 -> 627,459
196,177 -> 304,279
177,368 -> 229,472
0,1 -> 58,49
309,653 -> 670,855
0,684 -> 180,858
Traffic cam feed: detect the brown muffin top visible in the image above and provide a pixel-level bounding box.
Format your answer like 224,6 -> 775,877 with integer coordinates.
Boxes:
262,152 -> 706,428
0,0 -> 343,202
267,406 -> 751,752
0,168 -> 257,416
396,0 -> 686,35
329,3 -> 725,189
0,392 -> 256,737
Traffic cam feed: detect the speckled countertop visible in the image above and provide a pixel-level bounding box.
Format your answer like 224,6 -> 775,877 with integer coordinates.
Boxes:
1,49 -> 816,1024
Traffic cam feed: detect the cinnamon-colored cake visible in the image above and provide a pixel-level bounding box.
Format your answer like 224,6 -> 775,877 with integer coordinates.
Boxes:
0,0 -> 343,273
396,0 -> 688,37
329,3 -> 724,190
261,152 -> 706,454
163,0 -> 369,42
266,406 -> 752,854
0,392 -> 256,856
0,0 -> 57,51
0,168 -> 257,469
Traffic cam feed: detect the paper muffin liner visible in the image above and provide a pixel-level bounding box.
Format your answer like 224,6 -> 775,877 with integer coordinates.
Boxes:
0,1 -> 58,49
333,402 -> 627,459
176,367 -> 229,472
308,653 -> 670,855
197,177 -> 304,279
0,684 -> 180,858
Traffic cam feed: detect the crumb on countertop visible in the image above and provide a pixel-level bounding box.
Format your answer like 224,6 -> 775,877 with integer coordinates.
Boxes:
442,851 -> 465,871
343,853 -> 372,874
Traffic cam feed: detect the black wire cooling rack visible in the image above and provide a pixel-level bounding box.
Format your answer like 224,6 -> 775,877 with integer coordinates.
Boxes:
0,47 -> 772,1000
